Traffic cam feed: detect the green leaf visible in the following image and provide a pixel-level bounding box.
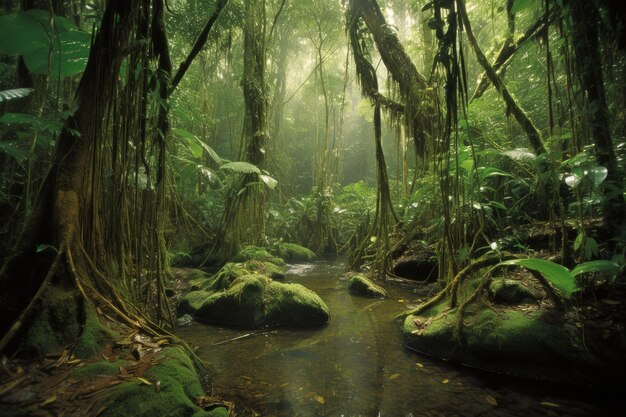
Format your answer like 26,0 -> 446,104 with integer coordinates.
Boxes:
0,88 -> 34,103
36,244 -> 59,254
220,161 -> 261,175
587,166 -> 607,186
571,260 -> 620,278
510,0 -> 536,14
259,174 -> 277,190
0,141 -> 29,162
574,232 -> 584,251
0,10 -> 90,77
500,258 -> 577,297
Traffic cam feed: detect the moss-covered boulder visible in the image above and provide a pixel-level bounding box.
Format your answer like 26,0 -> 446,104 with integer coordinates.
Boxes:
179,290 -> 214,315
233,245 -> 286,266
96,347 -> 228,417
194,274 -> 329,327
488,278 -> 536,305
272,242 -> 317,262
242,259 -> 285,280
348,274 -> 387,298
403,304 -> 604,384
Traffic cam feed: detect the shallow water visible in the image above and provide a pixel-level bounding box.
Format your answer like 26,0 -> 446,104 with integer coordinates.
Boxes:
177,261 -> 622,416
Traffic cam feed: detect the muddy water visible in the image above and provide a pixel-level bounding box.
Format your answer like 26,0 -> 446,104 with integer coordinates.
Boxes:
177,261 -> 621,416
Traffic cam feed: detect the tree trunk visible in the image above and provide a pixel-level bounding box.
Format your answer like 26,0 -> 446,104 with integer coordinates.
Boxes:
0,0 -> 140,352
570,0 -> 626,226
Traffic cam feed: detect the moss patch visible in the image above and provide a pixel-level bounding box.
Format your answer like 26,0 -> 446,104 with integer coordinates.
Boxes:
97,347 -> 227,417
233,246 -> 285,266
488,278 -> 536,305
403,304 -> 601,384
71,359 -> 127,380
73,305 -> 119,359
348,274 -> 387,298
272,243 -> 317,262
179,290 -> 214,315
23,286 -> 83,356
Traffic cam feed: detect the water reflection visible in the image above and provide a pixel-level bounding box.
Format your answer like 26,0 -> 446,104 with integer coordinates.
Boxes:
177,261 -> 621,416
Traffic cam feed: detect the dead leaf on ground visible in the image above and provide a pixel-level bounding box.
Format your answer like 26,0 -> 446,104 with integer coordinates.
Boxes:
485,394 -> 497,406
313,394 -> 325,404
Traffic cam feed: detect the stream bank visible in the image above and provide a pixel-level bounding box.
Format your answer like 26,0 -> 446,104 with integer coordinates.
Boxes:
177,260 -> 624,416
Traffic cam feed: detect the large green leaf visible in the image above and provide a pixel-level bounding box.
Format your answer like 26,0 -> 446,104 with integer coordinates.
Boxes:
571,260 -> 620,278
0,10 -> 90,78
500,258 -> 577,297
220,161 -> 261,175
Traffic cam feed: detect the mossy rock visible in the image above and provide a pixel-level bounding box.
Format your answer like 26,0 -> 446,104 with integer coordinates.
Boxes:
179,290 -> 213,315
187,263 -> 251,293
96,347 -> 227,417
488,278 -> 536,305
232,246 -> 285,266
272,243 -> 317,262
348,274 -> 387,298
194,274 -> 329,327
242,260 -> 285,280
403,304 -> 604,384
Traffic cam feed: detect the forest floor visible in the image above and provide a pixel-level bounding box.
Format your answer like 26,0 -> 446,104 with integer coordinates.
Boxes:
0,323 -> 232,417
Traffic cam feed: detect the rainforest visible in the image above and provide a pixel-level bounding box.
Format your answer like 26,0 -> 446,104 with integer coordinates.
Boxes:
0,0 -> 625,416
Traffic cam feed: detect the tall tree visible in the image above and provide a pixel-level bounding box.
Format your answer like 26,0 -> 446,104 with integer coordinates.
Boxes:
0,0 -> 172,353
217,0 -> 270,256
569,0 -> 625,227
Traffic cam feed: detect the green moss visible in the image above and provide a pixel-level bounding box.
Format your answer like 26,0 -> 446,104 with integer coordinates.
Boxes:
265,282 -> 330,326
97,347 -> 226,417
488,278 -> 536,305
195,274 -> 268,326
348,274 -> 387,298
71,359 -> 127,379
73,306 -> 119,359
194,274 -> 329,327
203,262 -> 251,292
239,260 -> 285,279
404,304 -> 597,383
232,246 -> 285,266
24,287 -> 82,357
178,290 -> 214,315
272,243 -> 317,262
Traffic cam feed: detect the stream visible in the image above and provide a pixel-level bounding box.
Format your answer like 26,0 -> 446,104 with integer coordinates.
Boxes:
176,261 -> 621,416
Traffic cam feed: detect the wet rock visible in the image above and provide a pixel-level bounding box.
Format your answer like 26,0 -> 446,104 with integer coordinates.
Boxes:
348,274 -> 387,298
176,314 -> 193,327
488,278 -> 537,305
194,274 -> 330,327
392,242 -> 438,281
